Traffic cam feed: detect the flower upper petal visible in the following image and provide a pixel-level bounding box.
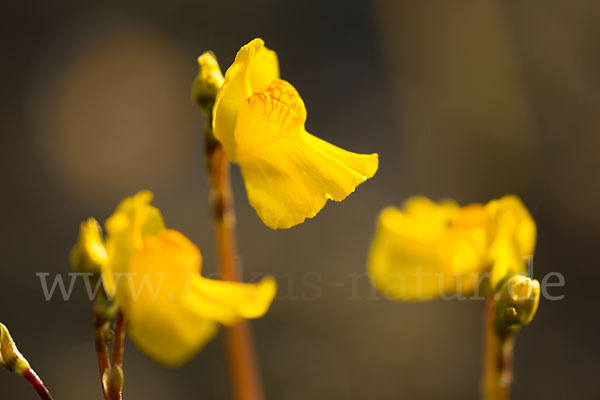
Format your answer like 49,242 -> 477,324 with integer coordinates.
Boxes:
235,80 -> 378,229
485,195 -> 537,289
213,38 -> 279,160
102,191 -> 165,296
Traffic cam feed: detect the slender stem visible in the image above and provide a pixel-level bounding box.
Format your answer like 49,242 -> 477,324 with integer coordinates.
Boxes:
482,296 -> 515,400
94,323 -> 111,400
93,287 -> 112,400
105,312 -> 126,400
22,368 -> 54,400
208,144 -> 265,400
112,313 -> 126,367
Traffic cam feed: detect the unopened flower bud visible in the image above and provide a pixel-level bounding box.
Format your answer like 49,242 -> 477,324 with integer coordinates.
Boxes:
0,323 -> 31,375
192,51 -> 224,113
70,218 -> 107,274
494,274 -> 540,327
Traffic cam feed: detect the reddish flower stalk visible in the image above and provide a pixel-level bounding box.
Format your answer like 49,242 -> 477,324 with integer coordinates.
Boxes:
22,368 -> 54,400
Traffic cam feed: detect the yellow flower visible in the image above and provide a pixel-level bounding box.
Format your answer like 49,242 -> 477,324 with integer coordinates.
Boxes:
100,191 -> 276,367
368,195 -> 536,301
211,38 -> 379,229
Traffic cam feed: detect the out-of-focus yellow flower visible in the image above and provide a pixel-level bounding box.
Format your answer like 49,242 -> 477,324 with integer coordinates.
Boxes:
368,195 -> 536,301
100,191 -> 276,367
212,38 -> 379,229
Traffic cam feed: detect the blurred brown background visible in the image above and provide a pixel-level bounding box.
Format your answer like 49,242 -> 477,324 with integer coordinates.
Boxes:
1,0 -> 598,398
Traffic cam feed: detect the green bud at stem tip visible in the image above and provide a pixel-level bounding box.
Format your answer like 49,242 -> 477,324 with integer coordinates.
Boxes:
494,274 -> 541,328
70,218 -> 107,274
192,51 -> 224,114
0,323 -> 31,375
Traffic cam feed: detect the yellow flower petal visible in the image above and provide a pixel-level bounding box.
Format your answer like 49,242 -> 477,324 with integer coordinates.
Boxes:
368,199 -> 488,301
235,80 -> 378,229
213,38 -> 279,159
128,317 -> 217,368
102,191 -> 165,296
485,195 -> 537,289
184,275 -> 277,326
122,229 -> 218,366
